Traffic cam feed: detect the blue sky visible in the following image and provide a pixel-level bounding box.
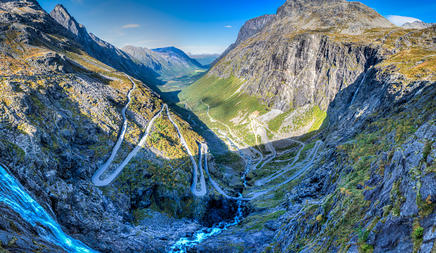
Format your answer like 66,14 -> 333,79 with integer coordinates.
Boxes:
38,0 -> 436,54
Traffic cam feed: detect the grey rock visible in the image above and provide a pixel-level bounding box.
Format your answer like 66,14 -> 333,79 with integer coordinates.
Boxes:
420,173 -> 436,203
213,14 -> 276,66
402,21 -> 435,29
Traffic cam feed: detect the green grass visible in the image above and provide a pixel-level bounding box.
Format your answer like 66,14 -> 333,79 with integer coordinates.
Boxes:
412,220 -> 424,252
181,75 -> 267,125
268,109 -> 293,132
309,106 -> 327,132
277,105 -> 327,134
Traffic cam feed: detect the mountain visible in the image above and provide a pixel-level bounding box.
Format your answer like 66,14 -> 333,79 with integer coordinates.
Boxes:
181,0 -> 403,143
188,53 -> 220,66
180,0 -> 436,251
49,4 -> 161,86
402,20 -> 435,29
122,45 -> 206,81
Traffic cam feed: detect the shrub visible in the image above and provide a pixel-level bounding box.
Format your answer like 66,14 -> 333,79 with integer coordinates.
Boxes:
413,226 -> 424,240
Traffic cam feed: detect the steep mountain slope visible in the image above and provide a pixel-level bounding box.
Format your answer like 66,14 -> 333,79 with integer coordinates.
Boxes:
122,45 -> 206,81
49,4 -> 161,86
178,0 -> 436,251
181,0 -> 432,147
0,0 -> 219,251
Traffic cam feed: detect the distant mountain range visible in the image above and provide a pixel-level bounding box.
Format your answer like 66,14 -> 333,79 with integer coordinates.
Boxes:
122,46 -> 206,81
188,53 -> 220,66
401,20 -> 435,29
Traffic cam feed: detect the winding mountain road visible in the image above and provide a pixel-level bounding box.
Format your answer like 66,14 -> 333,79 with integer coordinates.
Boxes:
91,89 -> 208,196
201,143 -> 249,200
92,75 -> 136,186
166,105 -> 207,197
92,104 -> 165,186
255,140 -> 305,187
247,140 -> 323,199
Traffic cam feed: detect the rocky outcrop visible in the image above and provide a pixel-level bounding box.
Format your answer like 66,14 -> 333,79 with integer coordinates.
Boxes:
235,15 -> 277,45
207,0 -> 396,111
214,33 -> 382,111
212,14 -> 276,66
183,0 -> 433,145
276,0 -> 394,34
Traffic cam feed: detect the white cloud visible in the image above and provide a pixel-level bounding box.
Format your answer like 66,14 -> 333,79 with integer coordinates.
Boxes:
386,15 -> 422,26
121,24 -> 140,29
224,25 -> 232,28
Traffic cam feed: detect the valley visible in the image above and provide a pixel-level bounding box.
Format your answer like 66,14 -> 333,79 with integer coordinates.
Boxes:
0,0 -> 435,252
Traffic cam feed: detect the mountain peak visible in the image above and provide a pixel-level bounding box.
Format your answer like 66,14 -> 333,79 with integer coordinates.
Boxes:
235,14 -> 276,44
277,0 -> 394,34
50,4 -> 85,37
53,4 -> 67,12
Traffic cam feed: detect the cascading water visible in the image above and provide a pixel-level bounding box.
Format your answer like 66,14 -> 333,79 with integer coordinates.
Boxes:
169,198 -> 244,253
0,164 -> 97,253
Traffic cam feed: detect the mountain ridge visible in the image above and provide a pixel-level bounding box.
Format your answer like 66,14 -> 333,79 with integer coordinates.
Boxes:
49,4 -> 161,86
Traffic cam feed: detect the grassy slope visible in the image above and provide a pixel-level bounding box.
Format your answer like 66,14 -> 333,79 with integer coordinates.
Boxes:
180,75 -> 268,145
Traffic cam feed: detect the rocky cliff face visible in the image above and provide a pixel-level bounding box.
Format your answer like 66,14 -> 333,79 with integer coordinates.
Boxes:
50,4 -> 161,87
276,0 -> 394,33
122,45 -> 205,81
181,0 -> 433,145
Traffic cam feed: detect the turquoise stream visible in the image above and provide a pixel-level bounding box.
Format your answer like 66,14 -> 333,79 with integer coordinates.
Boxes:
0,164 -> 96,253
169,198 -> 243,253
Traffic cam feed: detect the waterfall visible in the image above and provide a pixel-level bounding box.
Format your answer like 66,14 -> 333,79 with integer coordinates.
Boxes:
0,164 -> 97,253
350,72 -> 367,105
